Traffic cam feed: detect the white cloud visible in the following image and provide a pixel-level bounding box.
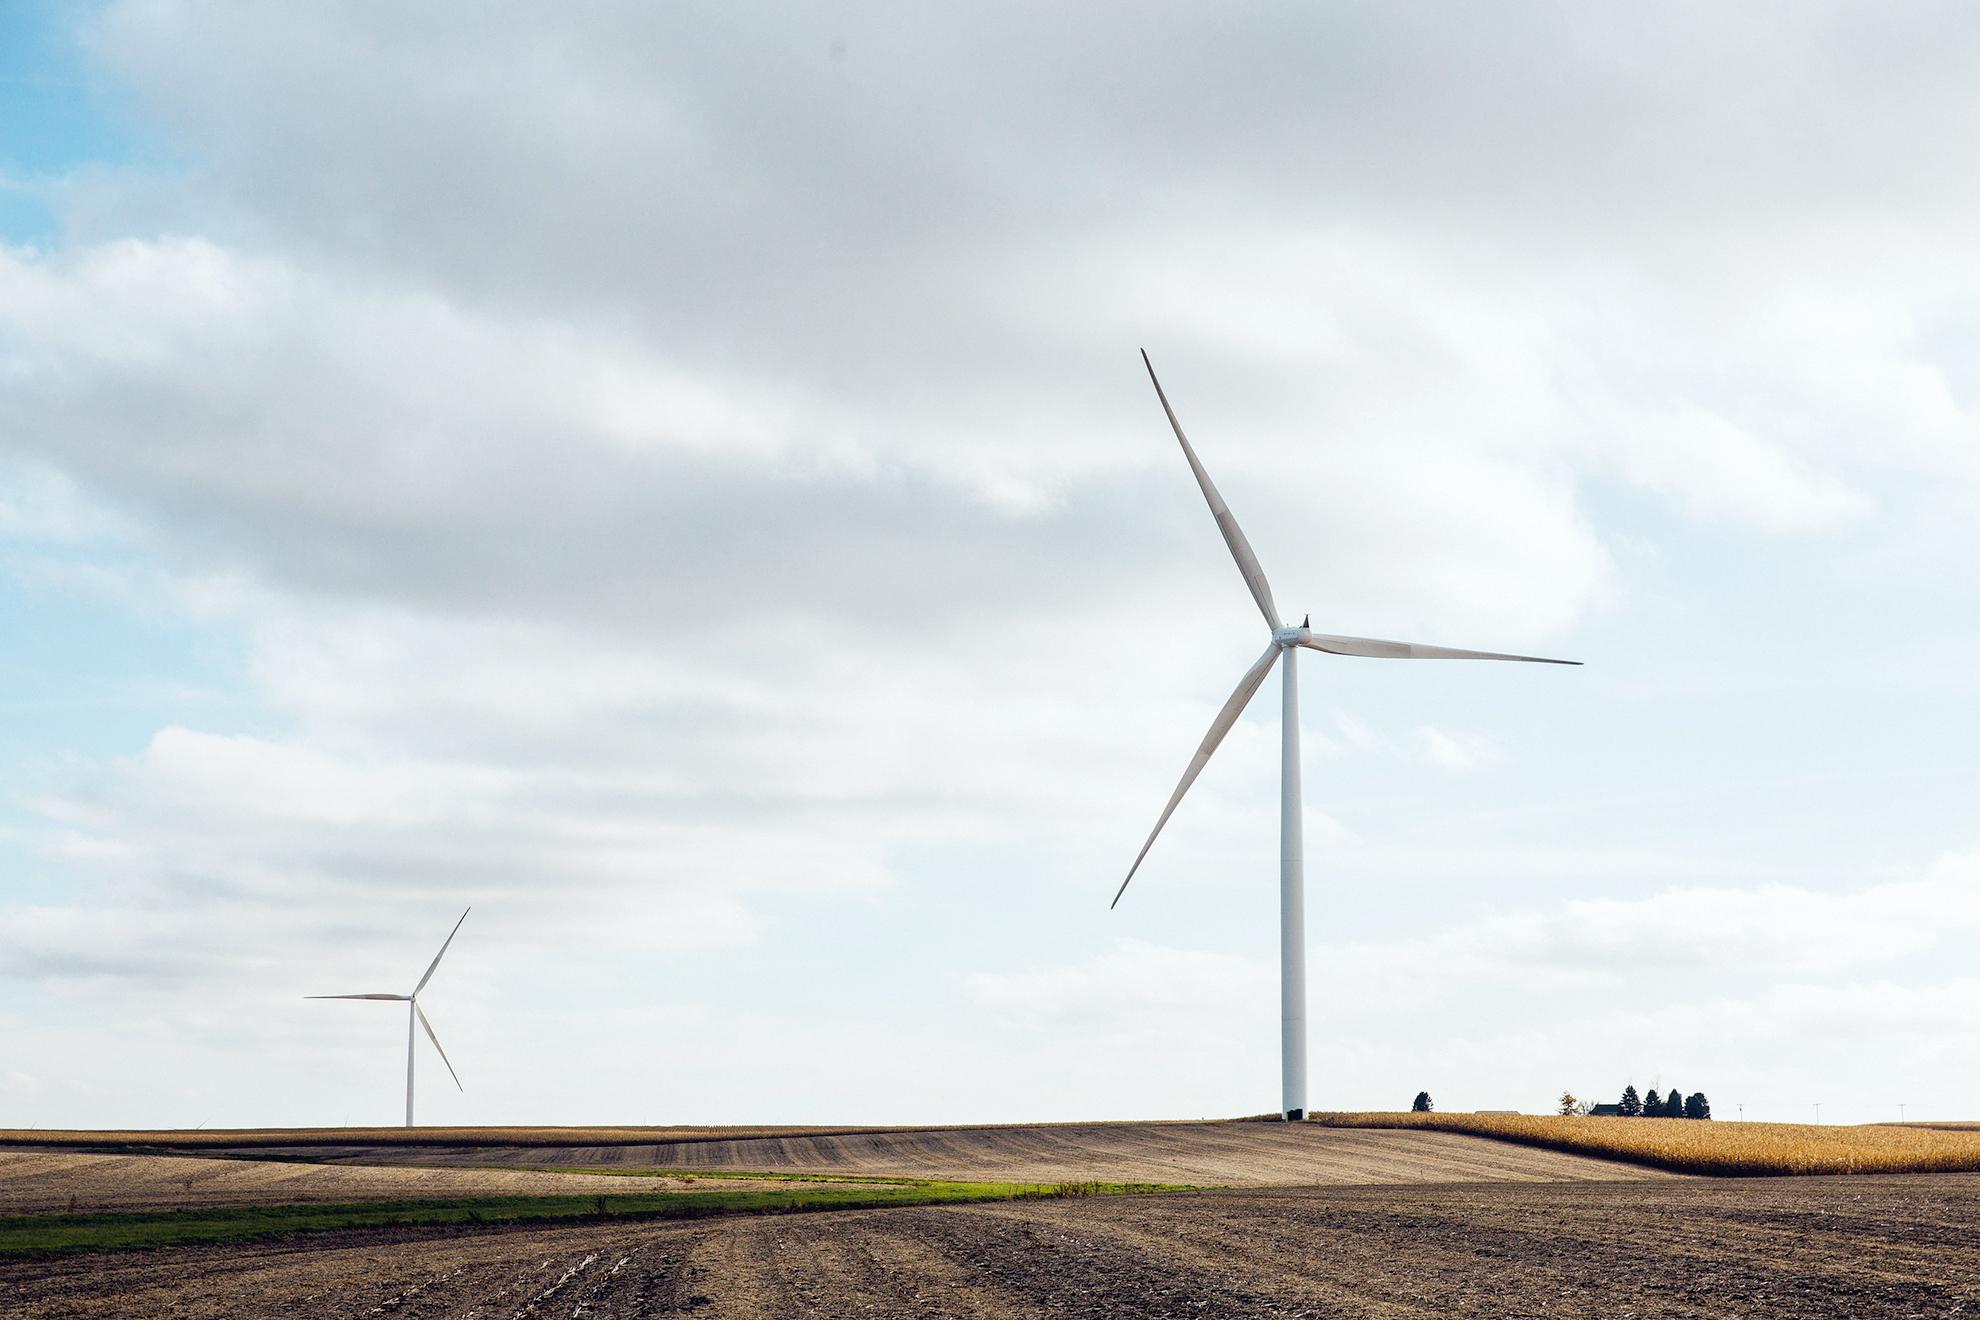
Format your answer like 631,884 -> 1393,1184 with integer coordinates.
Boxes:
1409,726 -> 1506,772
1612,406 -> 1873,533
0,1070 -> 43,1096
968,939 -> 1274,1033
989,851 -> 1980,1030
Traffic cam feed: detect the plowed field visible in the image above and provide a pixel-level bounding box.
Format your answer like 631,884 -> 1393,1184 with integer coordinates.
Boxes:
215,1120 -> 1665,1187
9,1174 -> 1980,1317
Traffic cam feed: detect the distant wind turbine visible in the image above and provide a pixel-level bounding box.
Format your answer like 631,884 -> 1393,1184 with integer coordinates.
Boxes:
1113,353 -> 1579,1120
308,908 -> 470,1126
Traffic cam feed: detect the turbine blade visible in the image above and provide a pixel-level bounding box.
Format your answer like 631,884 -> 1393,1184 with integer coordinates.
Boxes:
416,1004 -> 463,1091
412,907 -> 471,996
1141,350 -> 1280,630
1298,633 -> 1581,665
1112,643 -> 1282,909
306,993 -> 410,1001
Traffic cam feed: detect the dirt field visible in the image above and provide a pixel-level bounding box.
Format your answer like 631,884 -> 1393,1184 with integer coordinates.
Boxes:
0,1122 -> 1655,1214
0,1124 -> 831,1149
9,1173 -> 1980,1317
0,1150 -> 838,1214
214,1120 -> 1666,1187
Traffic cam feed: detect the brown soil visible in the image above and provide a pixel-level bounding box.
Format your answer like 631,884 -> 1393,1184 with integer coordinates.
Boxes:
0,1151 -> 831,1214
205,1120 -> 1667,1187
9,1174 -> 1980,1317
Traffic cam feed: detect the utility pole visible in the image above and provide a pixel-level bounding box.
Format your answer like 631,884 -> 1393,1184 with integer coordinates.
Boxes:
1814,1102 -> 1822,1125
1899,1104 -> 1906,1123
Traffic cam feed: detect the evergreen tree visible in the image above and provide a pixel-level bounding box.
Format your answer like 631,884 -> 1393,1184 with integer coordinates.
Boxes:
1643,1088 -> 1662,1116
1619,1085 -> 1642,1117
1685,1092 -> 1711,1120
1412,1091 -> 1433,1113
1663,1088 -> 1685,1118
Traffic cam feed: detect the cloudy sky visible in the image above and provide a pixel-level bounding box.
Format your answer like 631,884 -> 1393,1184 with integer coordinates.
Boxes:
4,2 -> 1979,1129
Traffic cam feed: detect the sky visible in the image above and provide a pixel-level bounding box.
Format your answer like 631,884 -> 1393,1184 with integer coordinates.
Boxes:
3,1 -> 1979,1130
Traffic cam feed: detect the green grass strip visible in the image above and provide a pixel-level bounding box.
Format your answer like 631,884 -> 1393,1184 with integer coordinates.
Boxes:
0,1180 -> 1193,1257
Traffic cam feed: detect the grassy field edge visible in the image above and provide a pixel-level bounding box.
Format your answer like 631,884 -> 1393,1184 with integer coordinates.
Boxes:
0,1180 -> 1194,1257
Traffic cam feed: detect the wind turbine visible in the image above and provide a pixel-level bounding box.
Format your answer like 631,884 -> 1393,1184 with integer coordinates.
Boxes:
1112,352 -> 1579,1121
308,908 -> 470,1126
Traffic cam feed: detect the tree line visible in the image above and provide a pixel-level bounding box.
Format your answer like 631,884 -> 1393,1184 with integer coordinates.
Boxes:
1409,1087 -> 1710,1118
1614,1084 -> 1710,1119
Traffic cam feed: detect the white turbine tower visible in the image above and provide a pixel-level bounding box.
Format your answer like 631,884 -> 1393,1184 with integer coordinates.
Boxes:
308,908 -> 470,1127
1113,353 -> 1579,1121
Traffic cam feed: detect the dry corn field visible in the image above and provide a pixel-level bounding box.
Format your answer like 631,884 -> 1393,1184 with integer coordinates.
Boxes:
1321,1111 -> 1980,1175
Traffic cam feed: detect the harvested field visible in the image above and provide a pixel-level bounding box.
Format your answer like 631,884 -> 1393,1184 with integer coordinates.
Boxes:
0,1125 -> 824,1150
9,1172 -> 1980,1317
195,1120 -> 1667,1187
0,1151 -> 845,1214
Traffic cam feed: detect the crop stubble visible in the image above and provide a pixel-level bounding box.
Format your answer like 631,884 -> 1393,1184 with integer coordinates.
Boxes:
193,1120 -> 1667,1188
0,1150 -> 853,1214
